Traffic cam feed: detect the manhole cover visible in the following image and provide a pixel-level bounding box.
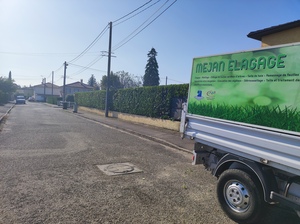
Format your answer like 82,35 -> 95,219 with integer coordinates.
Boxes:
97,163 -> 143,176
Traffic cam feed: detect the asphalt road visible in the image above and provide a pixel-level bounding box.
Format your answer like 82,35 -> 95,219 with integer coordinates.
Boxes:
0,103 -> 298,224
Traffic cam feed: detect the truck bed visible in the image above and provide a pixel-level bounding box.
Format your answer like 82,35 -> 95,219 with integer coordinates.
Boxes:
183,114 -> 300,176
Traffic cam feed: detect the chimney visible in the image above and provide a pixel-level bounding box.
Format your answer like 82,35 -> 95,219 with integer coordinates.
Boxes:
80,79 -> 83,84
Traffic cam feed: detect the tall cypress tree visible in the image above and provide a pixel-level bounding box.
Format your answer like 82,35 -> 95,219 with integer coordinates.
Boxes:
88,74 -> 96,87
143,48 -> 160,86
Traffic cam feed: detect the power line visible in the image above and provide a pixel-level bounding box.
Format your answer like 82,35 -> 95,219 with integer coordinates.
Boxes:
113,0 -> 170,50
46,72 -> 52,80
51,22 -> 108,84
166,78 -> 186,84
52,63 -> 66,84
69,55 -> 105,77
54,63 -> 65,73
50,0 -> 176,85
113,0 -> 177,51
0,51 -> 98,56
68,62 -> 106,73
54,76 -> 63,84
114,0 -> 161,27
113,0 -> 153,23
68,24 -> 109,63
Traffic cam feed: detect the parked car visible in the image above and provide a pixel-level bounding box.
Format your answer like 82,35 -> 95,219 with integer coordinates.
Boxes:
28,96 -> 35,102
16,96 -> 26,104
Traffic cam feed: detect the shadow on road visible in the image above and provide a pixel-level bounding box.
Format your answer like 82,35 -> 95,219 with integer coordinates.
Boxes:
238,204 -> 299,224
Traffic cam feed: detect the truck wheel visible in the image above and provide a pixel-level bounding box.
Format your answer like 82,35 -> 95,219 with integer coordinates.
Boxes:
217,169 -> 265,224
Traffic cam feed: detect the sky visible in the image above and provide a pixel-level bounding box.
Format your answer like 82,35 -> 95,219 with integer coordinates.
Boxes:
0,0 -> 299,88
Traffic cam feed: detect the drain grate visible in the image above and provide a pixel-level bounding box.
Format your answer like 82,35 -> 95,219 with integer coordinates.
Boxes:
97,163 -> 143,176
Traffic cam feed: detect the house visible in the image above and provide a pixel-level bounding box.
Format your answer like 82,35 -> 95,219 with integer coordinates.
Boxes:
247,20 -> 300,47
61,80 -> 94,99
33,83 -> 61,102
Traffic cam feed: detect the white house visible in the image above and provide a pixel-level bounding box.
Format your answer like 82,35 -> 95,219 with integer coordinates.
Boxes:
61,80 -> 94,99
33,83 -> 61,102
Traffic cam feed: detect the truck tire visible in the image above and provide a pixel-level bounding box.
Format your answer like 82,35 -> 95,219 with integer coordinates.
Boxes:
217,169 -> 265,224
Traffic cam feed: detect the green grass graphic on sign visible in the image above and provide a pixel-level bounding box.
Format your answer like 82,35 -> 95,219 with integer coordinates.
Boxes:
188,44 -> 300,132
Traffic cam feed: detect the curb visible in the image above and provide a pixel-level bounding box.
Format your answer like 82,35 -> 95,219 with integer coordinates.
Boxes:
70,110 -> 192,154
47,103 -> 192,154
0,104 -> 15,124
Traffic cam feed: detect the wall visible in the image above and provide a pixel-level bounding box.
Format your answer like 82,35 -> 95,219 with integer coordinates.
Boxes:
34,86 -> 60,96
65,86 -> 93,95
34,86 -> 61,101
261,27 -> 300,47
78,106 -> 180,131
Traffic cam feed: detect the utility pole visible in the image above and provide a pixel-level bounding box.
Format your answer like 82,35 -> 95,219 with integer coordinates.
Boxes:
63,61 -> 68,101
52,71 -> 54,98
165,76 -> 168,86
43,78 -> 46,102
105,21 -> 112,117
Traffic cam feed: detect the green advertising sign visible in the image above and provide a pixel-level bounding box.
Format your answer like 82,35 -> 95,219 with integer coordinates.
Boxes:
188,43 -> 300,132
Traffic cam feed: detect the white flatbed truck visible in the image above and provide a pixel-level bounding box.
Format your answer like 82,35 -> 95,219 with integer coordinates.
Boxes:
180,43 -> 300,224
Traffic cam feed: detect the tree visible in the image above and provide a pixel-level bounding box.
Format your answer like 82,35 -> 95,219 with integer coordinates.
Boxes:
0,76 -> 15,94
88,74 -> 99,90
117,71 -> 142,89
88,74 -> 96,87
100,71 -> 142,90
0,76 -> 16,104
143,48 -> 160,86
100,71 -> 123,90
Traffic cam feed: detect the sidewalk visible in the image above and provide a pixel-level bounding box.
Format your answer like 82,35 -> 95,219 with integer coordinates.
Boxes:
64,106 -> 195,153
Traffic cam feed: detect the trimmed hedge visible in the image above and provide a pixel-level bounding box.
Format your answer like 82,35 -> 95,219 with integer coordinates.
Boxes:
74,84 -> 189,119
75,90 -> 115,110
46,96 -> 58,105
113,84 -> 188,118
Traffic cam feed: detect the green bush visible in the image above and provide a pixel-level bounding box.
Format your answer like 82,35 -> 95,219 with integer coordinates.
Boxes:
66,94 -> 74,102
113,84 -> 188,118
75,90 -> 115,110
46,96 -> 58,105
74,84 -> 188,119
